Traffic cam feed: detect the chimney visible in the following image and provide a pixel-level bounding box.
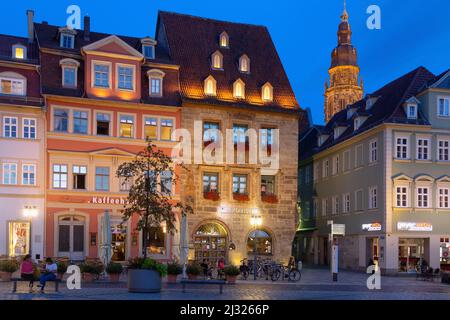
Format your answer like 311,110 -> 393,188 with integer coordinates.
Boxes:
26,10 -> 34,43
84,16 -> 90,41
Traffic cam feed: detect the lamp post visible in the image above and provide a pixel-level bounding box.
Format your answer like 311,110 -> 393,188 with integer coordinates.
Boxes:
250,214 -> 262,280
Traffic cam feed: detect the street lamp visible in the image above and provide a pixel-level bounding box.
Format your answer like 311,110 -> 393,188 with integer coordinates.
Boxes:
250,214 -> 262,280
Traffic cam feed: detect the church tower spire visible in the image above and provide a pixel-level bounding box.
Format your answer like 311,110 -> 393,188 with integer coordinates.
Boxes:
324,1 -> 363,123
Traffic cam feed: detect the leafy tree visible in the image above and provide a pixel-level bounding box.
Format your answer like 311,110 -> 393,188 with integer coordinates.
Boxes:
117,141 -> 192,259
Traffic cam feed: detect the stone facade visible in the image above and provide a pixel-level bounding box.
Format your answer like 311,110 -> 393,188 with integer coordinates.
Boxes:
180,103 -> 299,265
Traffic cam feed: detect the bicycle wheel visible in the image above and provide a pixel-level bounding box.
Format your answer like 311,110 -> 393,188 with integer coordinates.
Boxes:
271,269 -> 281,282
288,269 -> 301,282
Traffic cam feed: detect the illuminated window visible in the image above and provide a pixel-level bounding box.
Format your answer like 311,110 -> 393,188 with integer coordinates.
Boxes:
12,45 -> 26,59
233,79 -> 245,99
0,76 -> 25,96
204,75 -> 217,96
203,173 -> 219,192
119,115 -> 134,138
247,229 -> 272,255
211,51 -> 223,69
262,83 -> 273,102
239,55 -> 250,73
160,119 -> 173,141
144,117 -> 158,140
261,175 -> 275,196
219,32 -> 229,48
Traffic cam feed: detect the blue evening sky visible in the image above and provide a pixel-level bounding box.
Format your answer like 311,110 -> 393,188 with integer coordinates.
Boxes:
1,0 -> 449,124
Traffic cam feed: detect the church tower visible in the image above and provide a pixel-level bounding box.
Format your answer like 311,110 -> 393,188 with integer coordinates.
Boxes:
324,2 -> 363,123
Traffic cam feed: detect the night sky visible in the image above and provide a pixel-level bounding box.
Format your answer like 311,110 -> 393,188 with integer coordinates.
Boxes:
1,0 -> 449,124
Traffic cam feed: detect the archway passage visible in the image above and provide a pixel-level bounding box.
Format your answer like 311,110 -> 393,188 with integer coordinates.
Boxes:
194,222 -> 228,265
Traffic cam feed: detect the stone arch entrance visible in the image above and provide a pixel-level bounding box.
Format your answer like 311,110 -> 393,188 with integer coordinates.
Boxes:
193,222 -> 228,265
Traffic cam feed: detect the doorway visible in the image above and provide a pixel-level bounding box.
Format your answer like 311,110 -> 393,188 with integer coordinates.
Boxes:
194,222 -> 228,265
398,238 -> 426,272
57,215 -> 85,261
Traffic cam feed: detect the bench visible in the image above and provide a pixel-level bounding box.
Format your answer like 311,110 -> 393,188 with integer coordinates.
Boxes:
180,279 -> 226,294
11,278 -> 62,293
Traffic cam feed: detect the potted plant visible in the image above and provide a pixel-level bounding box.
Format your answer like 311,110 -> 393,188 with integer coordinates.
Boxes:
116,141 -> 193,293
106,262 -> 123,282
0,259 -> 19,282
186,262 -> 202,280
167,262 -> 182,283
127,257 -> 168,293
233,193 -> 249,202
80,261 -> 104,282
56,261 -> 68,280
261,194 -> 278,204
203,190 -> 220,201
224,265 -> 240,284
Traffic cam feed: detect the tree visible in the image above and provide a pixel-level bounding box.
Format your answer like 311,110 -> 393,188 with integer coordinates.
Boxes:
117,141 -> 192,259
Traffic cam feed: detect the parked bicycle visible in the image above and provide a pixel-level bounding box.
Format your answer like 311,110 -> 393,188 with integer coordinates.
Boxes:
271,258 -> 301,282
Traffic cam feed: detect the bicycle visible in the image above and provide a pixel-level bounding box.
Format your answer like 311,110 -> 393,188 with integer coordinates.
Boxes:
271,263 -> 301,282
239,258 -> 250,280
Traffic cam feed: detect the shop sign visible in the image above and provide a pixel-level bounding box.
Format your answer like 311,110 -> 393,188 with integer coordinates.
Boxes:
362,223 -> 382,232
397,222 -> 433,232
331,224 -> 345,236
218,206 -> 259,215
88,196 -> 128,205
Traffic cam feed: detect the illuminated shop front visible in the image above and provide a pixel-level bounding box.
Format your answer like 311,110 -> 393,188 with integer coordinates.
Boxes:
8,221 -> 31,257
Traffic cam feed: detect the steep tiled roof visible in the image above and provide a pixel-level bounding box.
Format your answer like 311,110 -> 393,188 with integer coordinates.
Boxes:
34,23 -> 171,63
157,11 -> 300,110
302,66 -> 437,157
0,34 -> 39,64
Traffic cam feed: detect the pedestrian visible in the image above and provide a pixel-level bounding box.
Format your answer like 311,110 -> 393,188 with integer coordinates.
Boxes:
38,258 -> 57,292
20,254 -> 35,292
217,258 -> 225,279
200,259 -> 209,279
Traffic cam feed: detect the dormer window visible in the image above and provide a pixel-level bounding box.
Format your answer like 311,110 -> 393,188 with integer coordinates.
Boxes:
334,126 -> 347,140
233,79 -> 245,99
261,82 -> 273,102
204,75 -> 217,96
219,32 -> 229,48
141,37 -> 157,60
93,62 -> 111,88
407,104 -> 417,119
239,55 -> 250,73
211,51 -> 223,70
318,134 -> 329,147
12,45 -> 26,59
0,72 -> 26,96
147,69 -> 165,97
346,107 -> 357,120
354,118 -> 362,130
59,58 -> 80,88
117,65 -> 135,91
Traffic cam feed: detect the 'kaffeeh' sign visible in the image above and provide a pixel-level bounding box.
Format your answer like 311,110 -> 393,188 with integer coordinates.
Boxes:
397,222 -> 433,232
88,196 -> 128,205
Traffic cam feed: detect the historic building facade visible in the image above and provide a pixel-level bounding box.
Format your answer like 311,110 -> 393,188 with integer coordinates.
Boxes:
32,14 -> 182,262
0,20 -> 46,259
157,12 -> 305,265
299,66 -> 450,274
324,6 -> 363,123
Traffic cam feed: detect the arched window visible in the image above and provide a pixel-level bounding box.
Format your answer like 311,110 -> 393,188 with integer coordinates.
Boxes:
219,32 -> 229,48
211,51 -> 223,70
233,79 -> 245,99
194,222 -> 228,264
59,58 -> 80,88
147,69 -> 166,97
247,229 -> 272,255
204,75 -> 217,96
239,54 -> 250,73
261,82 -> 273,102
0,71 -> 26,96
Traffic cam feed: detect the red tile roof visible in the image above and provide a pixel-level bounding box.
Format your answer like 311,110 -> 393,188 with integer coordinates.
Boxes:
157,11 -> 300,110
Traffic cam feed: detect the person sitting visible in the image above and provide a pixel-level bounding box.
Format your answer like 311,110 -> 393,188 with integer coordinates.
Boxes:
37,258 -> 57,292
20,254 -> 35,292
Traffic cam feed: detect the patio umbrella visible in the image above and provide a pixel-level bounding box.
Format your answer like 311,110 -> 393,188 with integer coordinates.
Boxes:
100,209 -> 112,268
179,213 -> 189,279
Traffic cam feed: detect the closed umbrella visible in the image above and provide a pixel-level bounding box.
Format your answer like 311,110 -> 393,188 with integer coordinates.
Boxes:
100,209 -> 112,269
179,213 -> 189,279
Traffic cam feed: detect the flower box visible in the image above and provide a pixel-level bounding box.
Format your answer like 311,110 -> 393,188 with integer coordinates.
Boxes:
261,194 -> 278,203
203,191 -> 220,201
233,193 -> 249,202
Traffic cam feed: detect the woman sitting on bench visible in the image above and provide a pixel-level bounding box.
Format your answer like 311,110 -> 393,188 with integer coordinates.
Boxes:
37,258 -> 57,292
20,254 -> 35,292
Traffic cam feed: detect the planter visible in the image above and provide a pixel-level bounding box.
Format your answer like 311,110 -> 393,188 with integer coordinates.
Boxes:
82,273 -> 97,282
109,273 -> 121,282
233,193 -> 249,202
0,272 -> 12,282
261,194 -> 278,204
226,275 -> 237,284
128,269 -> 161,293
187,274 -> 198,280
203,191 -> 220,201
167,274 -> 178,283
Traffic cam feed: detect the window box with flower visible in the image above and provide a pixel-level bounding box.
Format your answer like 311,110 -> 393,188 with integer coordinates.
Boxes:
261,193 -> 278,204
204,190 -> 220,201
233,193 -> 249,202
